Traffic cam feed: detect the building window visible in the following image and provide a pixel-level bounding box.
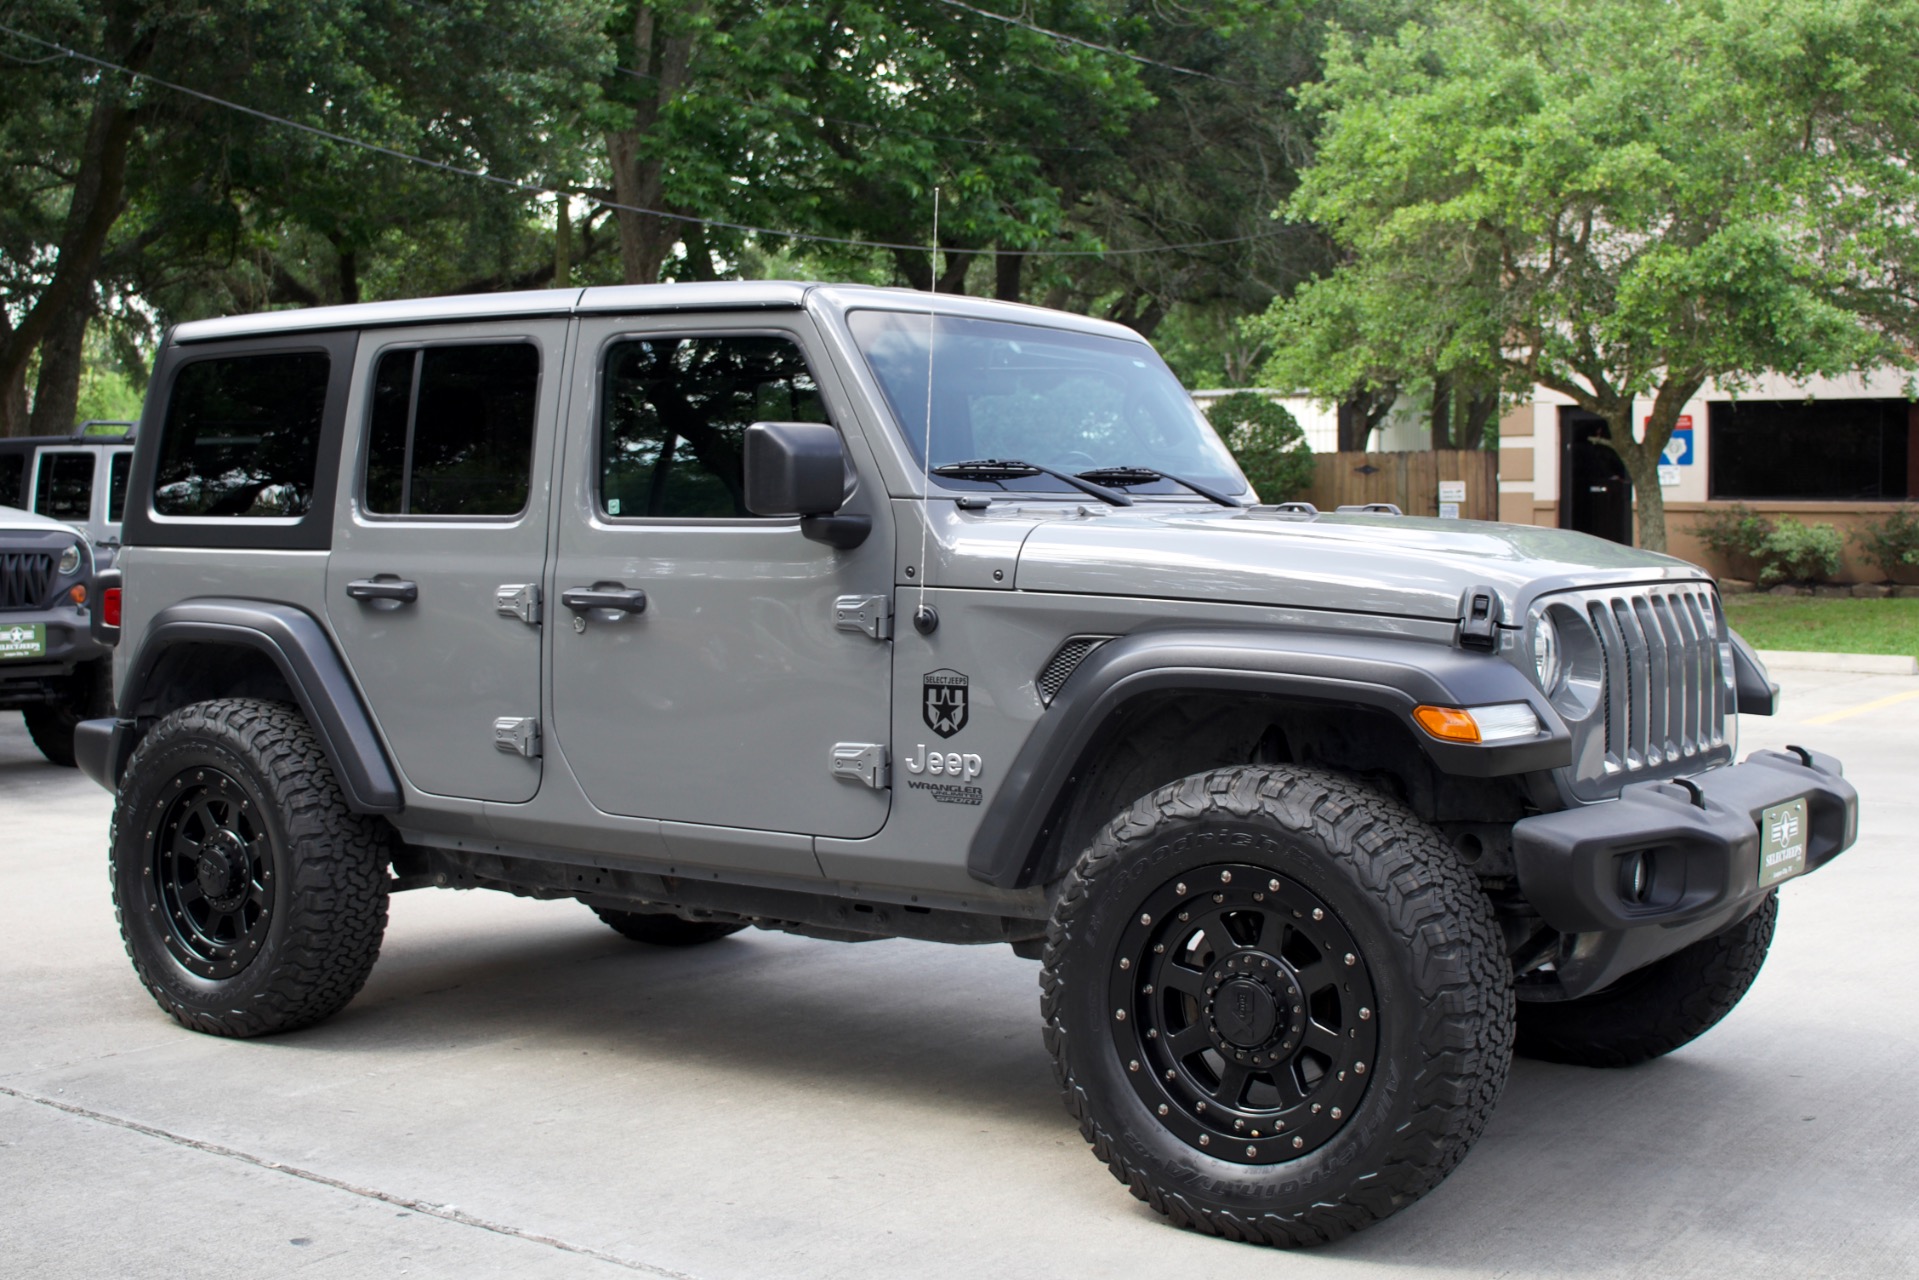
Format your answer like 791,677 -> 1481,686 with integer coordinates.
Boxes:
1709,399 -> 1915,501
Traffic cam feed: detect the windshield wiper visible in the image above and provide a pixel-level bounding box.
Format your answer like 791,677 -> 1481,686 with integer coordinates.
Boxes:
1074,466 -> 1244,508
930,459 -> 1132,506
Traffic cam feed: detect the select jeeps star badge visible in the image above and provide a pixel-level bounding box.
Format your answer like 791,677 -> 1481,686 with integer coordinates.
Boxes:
76,281 -> 1860,1249
922,668 -> 969,738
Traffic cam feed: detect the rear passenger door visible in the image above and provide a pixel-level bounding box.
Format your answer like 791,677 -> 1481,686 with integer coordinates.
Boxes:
325,320 -> 568,804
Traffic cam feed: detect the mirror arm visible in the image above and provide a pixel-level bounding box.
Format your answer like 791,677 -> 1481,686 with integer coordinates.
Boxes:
800,512 -> 872,550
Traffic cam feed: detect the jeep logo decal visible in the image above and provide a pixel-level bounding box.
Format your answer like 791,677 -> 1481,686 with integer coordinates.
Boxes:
922,669 -> 969,738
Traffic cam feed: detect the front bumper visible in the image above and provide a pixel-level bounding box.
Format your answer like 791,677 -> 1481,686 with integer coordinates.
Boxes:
1512,747 -> 1857,996
0,609 -> 106,707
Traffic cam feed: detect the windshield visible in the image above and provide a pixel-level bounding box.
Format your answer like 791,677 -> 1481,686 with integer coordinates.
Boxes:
847,310 -> 1248,499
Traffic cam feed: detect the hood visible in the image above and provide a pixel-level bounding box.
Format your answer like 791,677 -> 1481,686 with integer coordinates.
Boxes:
1012,507 -> 1706,622
0,504 -> 82,538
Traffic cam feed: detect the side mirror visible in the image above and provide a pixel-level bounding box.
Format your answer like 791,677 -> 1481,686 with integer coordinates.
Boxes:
744,421 -> 870,549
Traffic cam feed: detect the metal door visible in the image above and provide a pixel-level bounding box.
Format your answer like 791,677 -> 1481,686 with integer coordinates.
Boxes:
325,319 -> 569,803
548,313 -> 893,840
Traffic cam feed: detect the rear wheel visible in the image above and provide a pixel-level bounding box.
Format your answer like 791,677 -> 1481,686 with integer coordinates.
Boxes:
1043,765 -> 1512,1247
1515,893 -> 1777,1067
111,698 -> 392,1037
592,906 -> 744,947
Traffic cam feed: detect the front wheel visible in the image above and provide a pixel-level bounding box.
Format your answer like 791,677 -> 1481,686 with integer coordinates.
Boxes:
1043,766 -> 1513,1247
110,698 -> 392,1037
23,658 -> 111,767
1515,893 -> 1778,1067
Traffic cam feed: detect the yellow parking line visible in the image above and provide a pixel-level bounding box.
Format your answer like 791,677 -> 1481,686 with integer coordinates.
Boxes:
1804,687 -> 1919,726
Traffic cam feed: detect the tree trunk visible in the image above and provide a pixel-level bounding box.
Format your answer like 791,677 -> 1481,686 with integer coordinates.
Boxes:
604,6 -> 700,286
935,250 -> 970,295
1606,375 -> 1705,553
891,246 -> 934,292
1458,388 -> 1498,451
554,199 -> 573,287
1337,386 -> 1395,452
1430,370 -> 1454,449
27,300 -> 92,437
0,8 -> 153,418
994,250 -> 1022,302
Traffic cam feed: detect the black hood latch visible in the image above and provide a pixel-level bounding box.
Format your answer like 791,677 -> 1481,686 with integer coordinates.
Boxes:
1458,585 -> 1502,652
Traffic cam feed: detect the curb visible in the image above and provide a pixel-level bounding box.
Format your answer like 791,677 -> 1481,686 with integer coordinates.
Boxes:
1755,649 -> 1919,676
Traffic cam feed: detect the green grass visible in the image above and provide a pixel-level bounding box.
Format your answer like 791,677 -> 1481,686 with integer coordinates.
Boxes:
1723,594 -> 1919,657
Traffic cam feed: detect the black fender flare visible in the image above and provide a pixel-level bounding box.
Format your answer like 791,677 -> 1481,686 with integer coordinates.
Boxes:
966,627 -> 1569,890
111,598 -> 402,813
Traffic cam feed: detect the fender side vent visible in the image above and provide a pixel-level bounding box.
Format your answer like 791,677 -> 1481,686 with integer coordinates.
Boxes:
1037,635 -> 1117,706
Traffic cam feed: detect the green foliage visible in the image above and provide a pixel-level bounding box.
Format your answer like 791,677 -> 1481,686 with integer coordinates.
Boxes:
1850,506 -> 1919,581
1724,594 -> 1919,659
1206,392 -> 1317,503
1253,0 -> 1919,550
1757,519 -> 1846,586
1693,503 -> 1774,576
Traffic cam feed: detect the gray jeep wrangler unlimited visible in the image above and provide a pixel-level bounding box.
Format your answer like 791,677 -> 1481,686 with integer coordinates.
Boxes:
77,283 -> 1857,1246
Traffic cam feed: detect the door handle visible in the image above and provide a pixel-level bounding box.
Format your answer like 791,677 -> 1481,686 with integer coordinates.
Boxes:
346,577 -> 419,604
561,586 -> 648,615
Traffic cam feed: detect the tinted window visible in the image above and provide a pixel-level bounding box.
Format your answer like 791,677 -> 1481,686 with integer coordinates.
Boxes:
154,352 -> 331,517
34,452 -> 93,521
107,452 -> 132,524
1710,399 -> 1915,501
0,452 -> 25,508
365,344 -> 538,517
601,335 -> 826,519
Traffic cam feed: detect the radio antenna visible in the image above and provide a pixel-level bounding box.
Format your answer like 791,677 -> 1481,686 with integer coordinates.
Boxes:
912,186 -> 941,636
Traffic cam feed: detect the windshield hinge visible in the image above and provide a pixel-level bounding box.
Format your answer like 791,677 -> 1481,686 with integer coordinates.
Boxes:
834,593 -> 893,641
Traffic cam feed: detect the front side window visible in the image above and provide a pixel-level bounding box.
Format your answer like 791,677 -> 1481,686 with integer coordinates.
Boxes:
364,343 -> 539,517
154,351 -> 331,517
34,452 -> 93,521
847,310 -> 1247,499
600,334 -> 827,519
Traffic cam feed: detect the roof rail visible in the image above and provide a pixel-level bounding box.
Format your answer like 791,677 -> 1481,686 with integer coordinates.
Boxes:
1336,502 -> 1403,516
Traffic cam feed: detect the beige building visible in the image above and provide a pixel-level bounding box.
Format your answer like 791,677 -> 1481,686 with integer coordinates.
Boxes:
1497,371 -> 1917,582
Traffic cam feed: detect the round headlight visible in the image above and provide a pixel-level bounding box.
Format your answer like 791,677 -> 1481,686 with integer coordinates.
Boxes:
1531,612 -> 1560,691
57,543 -> 82,576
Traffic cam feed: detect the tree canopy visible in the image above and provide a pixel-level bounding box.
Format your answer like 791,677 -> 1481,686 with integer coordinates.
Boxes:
1255,0 -> 1919,549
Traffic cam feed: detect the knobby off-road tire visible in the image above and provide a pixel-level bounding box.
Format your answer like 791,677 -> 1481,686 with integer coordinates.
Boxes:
1515,892 -> 1778,1068
592,906 -> 745,947
1042,765 -> 1513,1247
110,698 -> 392,1037
24,658 -> 112,767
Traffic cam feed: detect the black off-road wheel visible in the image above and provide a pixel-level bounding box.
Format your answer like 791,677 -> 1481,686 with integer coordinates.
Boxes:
591,906 -> 744,947
23,658 -> 112,767
110,698 -> 392,1037
1043,765 -> 1512,1247
1515,892 -> 1778,1068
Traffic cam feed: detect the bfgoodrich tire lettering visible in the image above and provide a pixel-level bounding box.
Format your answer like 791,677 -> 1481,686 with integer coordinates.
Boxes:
1515,892 -> 1778,1068
1042,765 -> 1513,1247
110,698 -> 391,1037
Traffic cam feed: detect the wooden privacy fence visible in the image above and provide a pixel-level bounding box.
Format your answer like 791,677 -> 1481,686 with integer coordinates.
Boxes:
1296,450 -> 1498,520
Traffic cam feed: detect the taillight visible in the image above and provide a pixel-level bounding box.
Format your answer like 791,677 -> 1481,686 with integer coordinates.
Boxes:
103,587 -> 122,628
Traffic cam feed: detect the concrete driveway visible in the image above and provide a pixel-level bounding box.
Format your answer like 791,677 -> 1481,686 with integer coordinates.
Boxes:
2,669 -> 1913,1278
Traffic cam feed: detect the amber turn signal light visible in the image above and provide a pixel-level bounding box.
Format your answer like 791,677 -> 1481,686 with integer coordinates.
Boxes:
1413,705 -> 1481,743
69,584 -> 86,605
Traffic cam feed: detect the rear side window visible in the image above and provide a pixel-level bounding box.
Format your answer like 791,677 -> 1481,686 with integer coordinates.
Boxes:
107,452 -> 132,524
34,452 -> 93,521
600,334 -> 827,519
154,352 -> 331,517
364,343 -> 539,517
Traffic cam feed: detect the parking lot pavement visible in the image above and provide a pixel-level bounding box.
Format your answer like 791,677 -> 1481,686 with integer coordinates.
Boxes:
2,670 -> 1915,1280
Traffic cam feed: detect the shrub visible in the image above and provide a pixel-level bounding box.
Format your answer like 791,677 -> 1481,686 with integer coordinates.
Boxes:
1850,505 -> 1919,582
1755,518 -> 1844,585
1691,503 -> 1772,577
1205,391 -> 1317,503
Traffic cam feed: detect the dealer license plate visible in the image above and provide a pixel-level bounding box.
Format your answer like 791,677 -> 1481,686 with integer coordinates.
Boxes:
0,622 -> 46,660
1759,798 -> 1809,887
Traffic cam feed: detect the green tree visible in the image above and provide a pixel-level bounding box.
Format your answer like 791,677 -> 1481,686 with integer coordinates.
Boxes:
1254,0 -> 1919,549
1206,390 -> 1316,502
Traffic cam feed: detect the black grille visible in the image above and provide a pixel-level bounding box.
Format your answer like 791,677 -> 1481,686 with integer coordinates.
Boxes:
1580,584 -> 1727,784
0,551 -> 53,611
1037,635 -> 1115,706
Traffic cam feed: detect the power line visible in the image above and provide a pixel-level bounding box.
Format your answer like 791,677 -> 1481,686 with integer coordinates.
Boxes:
393,0 -> 1116,155
929,0 -> 1251,87
0,22 -> 1280,260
